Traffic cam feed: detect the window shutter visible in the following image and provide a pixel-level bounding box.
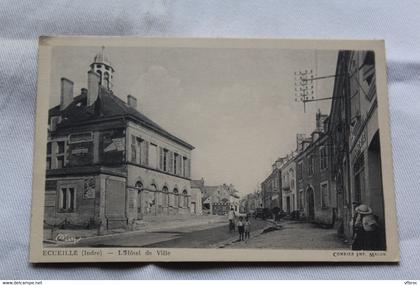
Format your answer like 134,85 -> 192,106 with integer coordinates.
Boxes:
144,141 -> 149,166
168,151 -> 173,173
177,155 -> 181,176
159,147 -> 163,170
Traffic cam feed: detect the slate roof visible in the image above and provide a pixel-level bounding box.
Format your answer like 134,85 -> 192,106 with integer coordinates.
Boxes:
50,88 -> 194,150
202,186 -> 219,201
191,179 -> 205,189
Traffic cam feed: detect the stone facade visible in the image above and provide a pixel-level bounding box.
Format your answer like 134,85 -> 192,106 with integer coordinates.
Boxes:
190,178 -> 204,215
291,111 -> 337,226
329,50 -> 385,248
44,49 -> 194,232
242,192 -> 262,213
261,164 -> 282,211
202,183 -> 239,215
280,154 -> 297,214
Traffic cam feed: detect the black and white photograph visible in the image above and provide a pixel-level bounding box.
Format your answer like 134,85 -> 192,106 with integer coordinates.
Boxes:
30,37 -> 398,262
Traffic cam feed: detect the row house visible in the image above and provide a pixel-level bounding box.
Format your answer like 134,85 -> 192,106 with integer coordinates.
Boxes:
294,111 -> 337,225
329,50 -> 385,249
280,153 -> 297,214
190,178 -> 204,215
202,183 -> 240,215
260,160 -> 282,211
242,192 -> 263,213
45,49 -> 194,231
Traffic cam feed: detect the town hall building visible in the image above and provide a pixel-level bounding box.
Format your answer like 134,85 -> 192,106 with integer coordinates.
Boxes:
44,49 -> 195,232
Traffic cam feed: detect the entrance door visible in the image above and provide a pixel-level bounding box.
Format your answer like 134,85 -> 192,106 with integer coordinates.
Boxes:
191,202 -> 196,214
306,187 -> 315,220
135,182 -> 143,220
286,197 -> 291,214
137,190 -> 142,219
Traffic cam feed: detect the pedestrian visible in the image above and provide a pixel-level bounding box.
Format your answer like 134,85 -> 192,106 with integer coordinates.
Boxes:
244,216 -> 251,240
351,204 -> 380,250
228,207 -> 236,232
237,216 -> 245,241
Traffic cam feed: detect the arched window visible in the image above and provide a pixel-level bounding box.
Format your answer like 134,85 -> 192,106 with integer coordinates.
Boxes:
162,186 -> 169,207
104,72 -> 110,89
135,181 -> 143,215
182,189 -> 188,208
96,70 -> 102,85
173,188 -> 179,207
150,183 -> 158,205
135,181 -> 143,189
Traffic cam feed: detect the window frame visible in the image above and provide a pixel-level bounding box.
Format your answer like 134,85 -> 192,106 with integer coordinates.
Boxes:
58,185 -> 76,212
319,146 -> 328,171
131,135 -> 137,163
297,161 -> 303,181
320,181 -> 329,209
299,189 -> 304,210
308,155 -> 314,176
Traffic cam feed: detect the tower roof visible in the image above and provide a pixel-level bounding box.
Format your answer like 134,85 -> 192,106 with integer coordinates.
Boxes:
93,46 -> 112,67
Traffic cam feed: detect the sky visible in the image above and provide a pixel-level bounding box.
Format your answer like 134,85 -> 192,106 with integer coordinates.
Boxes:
50,45 -> 338,197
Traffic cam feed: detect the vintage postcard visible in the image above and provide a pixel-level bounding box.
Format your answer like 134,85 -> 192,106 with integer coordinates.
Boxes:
30,37 -> 399,262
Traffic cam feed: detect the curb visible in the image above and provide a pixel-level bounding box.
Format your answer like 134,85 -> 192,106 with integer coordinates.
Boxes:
44,219 -> 228,246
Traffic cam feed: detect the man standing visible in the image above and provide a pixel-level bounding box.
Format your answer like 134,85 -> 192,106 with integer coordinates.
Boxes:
228,207 -> 236,232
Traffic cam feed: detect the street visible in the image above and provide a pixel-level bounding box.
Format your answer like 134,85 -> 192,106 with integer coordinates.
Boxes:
148,218 -> 271,248
73,218 -> 271,248
61,217 -> 348,249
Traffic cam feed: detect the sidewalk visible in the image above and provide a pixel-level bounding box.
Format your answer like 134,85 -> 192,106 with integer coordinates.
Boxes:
226,220 -> 350,249
134,214 -> 227,232
44,214 -> 227,246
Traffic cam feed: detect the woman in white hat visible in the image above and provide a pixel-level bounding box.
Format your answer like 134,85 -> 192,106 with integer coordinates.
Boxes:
352,204 -> 379,250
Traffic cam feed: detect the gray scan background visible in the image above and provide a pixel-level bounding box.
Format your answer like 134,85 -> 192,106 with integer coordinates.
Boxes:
0,0 -> 419,279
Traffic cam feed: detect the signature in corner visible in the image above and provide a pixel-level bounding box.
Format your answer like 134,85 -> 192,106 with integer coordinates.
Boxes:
55,233 -> 82,244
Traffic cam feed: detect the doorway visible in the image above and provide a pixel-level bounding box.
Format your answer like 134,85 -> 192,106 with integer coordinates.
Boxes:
135,181 -> 143,220
306,186 -> 315,220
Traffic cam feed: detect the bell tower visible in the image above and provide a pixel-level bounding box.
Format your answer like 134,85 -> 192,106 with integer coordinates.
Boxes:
90,46 -> 114,90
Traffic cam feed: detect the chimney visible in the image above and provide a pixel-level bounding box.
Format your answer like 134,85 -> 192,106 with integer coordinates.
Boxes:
316,109 -> 328,132
87,70 -> 100,106
127,95 -> 138,109
60,77 -> 74,110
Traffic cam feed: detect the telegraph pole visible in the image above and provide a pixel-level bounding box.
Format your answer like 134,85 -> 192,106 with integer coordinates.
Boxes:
294,69 -> 315,113
294,72 -> 348,112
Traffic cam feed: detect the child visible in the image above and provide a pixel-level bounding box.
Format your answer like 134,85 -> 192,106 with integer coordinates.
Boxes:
237,216 -> 245,241
244,216 -> 251,240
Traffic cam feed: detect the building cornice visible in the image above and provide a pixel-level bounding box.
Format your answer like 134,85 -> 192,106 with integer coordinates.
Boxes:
46,165 -> 127,178
126,162 -> 192,181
